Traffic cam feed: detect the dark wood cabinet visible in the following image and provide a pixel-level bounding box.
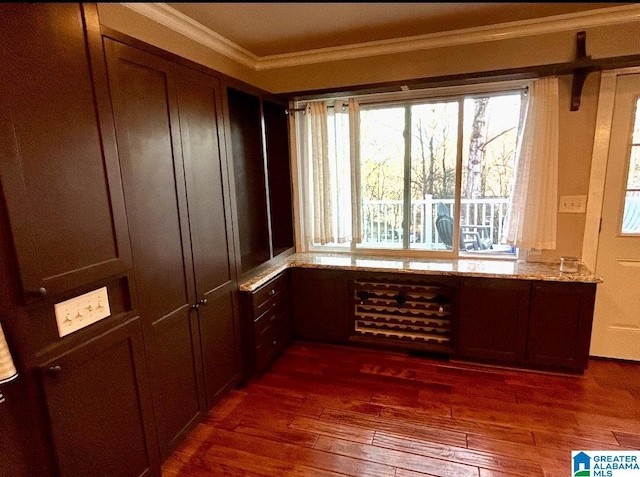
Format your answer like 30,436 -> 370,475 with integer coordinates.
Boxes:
226,89 -> 295,276
242,271 -> 292,379
0,3 -> 131,303
527,281 -> 596,370
456,277 -> 597,371
292,268 -> 349,343
176,67 -> 241,408
40,317 -> 160,477
457,278 -> 530,363
104,38 -> 240,458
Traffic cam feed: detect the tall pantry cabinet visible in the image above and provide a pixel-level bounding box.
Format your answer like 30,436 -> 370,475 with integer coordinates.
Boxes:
0,4 -> 158,476
103,38 -> 241,458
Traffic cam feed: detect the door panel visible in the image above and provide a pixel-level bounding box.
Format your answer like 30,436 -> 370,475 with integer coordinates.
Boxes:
528,282 -> 595,370
109,58 -> 191,320
293,269 -> 349,343
0,4 -> 131,301
149,312 -> 201,449
198,292 -> 240,405
41,318 -> 159,477
177,74 -> 233,292
592,73 -> 640,361
104,39 -> 204,456
457,278 -> 530,363
176,68 -> 241,405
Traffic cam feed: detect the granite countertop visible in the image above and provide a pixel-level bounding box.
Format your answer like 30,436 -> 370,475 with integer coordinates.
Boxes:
238,252 -> 602,292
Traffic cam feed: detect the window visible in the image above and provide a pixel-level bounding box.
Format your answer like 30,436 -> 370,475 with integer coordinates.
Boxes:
622,97 -> 640,234
296,83 -> 528,257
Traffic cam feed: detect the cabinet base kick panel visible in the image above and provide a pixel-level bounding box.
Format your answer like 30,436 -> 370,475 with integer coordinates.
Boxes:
54,287 -> 111,337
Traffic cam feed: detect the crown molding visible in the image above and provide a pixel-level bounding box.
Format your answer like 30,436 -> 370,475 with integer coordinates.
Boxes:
121,3 -> 258,69
122,3 -> 640,72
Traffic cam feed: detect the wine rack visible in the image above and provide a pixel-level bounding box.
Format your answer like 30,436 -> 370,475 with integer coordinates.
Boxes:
351,277 -> 455,352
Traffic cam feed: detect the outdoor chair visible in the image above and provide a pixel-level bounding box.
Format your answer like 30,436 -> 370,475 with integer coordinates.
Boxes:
435,204 -> 493,251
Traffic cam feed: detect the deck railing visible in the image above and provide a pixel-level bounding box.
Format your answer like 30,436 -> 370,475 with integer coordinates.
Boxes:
361,197 -> 510,248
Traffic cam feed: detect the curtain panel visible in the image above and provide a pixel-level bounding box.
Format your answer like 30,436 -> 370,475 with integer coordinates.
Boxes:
304,99 -> 360,245
502,77 -> 559,250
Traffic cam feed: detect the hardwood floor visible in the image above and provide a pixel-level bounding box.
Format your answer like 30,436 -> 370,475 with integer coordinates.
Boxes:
162,341 -> 640,477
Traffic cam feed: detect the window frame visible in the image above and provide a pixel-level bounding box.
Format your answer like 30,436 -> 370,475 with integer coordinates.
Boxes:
293,79 -> 529,260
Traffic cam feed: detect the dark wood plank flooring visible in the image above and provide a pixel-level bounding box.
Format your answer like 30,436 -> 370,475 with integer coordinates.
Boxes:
162,342 -> 640,477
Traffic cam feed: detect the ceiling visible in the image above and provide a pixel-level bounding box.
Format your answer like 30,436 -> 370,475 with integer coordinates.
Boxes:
166,3 -> 629,57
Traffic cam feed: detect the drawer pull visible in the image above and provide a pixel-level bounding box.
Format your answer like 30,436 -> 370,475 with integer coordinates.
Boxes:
268,289 -> 276,296
48,365 -> 62,374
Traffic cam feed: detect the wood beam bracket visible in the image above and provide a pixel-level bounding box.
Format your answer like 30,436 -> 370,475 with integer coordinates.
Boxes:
571,31 -> 594,112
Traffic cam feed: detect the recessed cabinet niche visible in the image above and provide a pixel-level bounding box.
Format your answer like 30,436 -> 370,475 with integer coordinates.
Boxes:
226,88 -> 294,275
263,100 -> 295,256
104,38 -> 241,459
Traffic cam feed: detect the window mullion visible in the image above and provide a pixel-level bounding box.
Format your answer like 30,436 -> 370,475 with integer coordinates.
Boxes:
452,98 -> 465,255
403,105 -> 412,250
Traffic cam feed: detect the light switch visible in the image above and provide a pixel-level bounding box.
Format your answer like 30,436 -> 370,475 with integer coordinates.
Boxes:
54,287 -> 111,337
559,195 -> 587,214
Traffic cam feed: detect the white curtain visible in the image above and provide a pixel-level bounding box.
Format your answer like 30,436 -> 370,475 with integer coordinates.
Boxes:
502,77 -> 559,250
305,100 -> 353,245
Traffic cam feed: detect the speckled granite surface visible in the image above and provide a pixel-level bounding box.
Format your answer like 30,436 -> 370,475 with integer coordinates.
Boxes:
238,252 -> 602,292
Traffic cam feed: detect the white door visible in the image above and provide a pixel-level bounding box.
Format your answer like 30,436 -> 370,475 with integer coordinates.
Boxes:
591,73 -> 640,361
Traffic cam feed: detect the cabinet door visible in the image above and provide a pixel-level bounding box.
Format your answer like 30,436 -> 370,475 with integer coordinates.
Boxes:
0,4 -> 131,302
40,318 -> 159,477
457,278 -> 530,363
104,39 -> 204,458
292,269 -> 349,343
226,88 -> 271,273
176,70 -> 241,405
527,282 -> 596,371
263,100 -> 295,256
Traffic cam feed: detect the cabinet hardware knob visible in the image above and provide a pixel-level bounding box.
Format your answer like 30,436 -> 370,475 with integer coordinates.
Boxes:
191,303 -> 200,311
268,289 -> 276,296
48,365 -> 62,373
29,287 -> 47,297
198,298 -> 208,306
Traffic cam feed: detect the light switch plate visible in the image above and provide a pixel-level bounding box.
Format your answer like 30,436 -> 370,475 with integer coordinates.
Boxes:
559,195 -> 587,213
54,287 -> 111,337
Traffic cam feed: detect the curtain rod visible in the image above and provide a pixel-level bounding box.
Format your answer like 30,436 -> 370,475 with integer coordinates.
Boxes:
286,103 -> 345,115
286,84 -> 529,114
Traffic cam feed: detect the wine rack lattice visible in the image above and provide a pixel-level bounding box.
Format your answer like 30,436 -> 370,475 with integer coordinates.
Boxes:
353,278 -> 454,348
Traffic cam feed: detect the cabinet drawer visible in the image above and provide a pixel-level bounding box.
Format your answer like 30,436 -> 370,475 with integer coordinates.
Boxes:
252,273 -> 289,317
256,309 -> 291,346
254,300 -> 290,343
255,319 -> 291,373
255,338 -> 275,374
